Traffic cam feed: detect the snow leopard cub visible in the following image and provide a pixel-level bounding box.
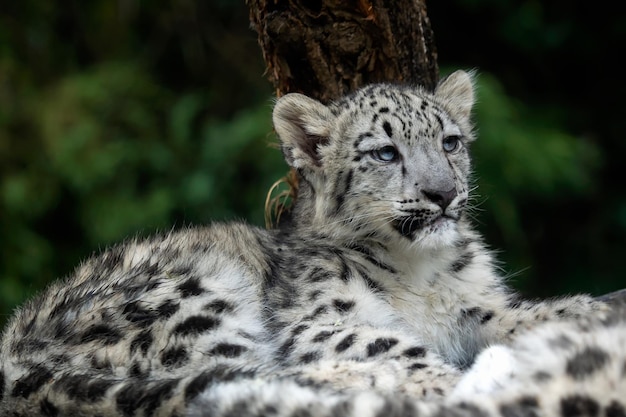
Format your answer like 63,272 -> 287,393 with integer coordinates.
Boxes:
0,70 -> 618,417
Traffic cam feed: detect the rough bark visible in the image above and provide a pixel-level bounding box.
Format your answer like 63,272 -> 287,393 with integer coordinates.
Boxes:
248,0 -> 439,103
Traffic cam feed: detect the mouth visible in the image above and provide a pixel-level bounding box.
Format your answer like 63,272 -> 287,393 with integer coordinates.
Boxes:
393,214 -> 456,239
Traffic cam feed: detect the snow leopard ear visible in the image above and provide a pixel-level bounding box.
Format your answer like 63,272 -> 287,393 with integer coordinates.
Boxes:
273,93 -> 334,170
435,70 -> 475,120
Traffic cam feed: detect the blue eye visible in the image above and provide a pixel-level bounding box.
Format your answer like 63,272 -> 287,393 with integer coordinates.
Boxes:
443,135 -> 462,153
371,145 -> 399,162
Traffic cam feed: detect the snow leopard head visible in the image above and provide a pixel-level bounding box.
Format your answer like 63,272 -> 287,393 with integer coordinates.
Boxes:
273,70 -> 475,249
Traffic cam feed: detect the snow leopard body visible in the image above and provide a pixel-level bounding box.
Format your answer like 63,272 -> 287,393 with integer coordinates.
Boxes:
1,70 -> 625,417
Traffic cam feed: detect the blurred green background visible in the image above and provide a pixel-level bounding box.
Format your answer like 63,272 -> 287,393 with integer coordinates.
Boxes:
1,1 -> 625,328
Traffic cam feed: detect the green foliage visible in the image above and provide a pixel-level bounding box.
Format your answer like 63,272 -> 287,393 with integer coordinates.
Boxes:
0,61 -> 285,324
468,73 -> 602,287
472,73 -> 600,242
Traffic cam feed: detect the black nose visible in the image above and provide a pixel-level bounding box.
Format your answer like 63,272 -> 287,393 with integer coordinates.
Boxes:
423,188 -> 457,210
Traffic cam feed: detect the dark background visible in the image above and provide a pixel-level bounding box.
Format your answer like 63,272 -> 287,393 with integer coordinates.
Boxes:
1,1 -> 625,328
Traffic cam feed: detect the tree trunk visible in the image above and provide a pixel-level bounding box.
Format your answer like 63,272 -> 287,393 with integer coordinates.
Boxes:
248,0 -> 439,103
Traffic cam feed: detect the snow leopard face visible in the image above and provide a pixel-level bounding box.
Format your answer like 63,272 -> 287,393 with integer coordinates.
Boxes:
273,70 -> 475,248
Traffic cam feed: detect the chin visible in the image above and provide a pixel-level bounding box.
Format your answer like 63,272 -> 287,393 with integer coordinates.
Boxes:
411,218 -> 460,250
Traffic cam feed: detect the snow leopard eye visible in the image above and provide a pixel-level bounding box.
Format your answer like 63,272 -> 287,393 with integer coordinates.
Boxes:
442,135 -> 462,153
371,145 -> 399,162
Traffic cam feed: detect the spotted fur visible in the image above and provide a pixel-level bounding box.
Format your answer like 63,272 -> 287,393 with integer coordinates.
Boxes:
0,71 -> 623,417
